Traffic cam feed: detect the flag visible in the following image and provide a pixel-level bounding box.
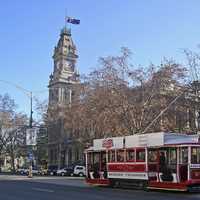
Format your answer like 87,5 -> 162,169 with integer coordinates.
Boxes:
66,17 -> 80,25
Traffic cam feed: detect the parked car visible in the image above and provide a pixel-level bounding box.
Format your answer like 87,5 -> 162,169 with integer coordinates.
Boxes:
17,167 -> 40,175
31,167 -> 40,175
16,168 -> 29,175
47,165 -> 58,175
73,165 -> 86,177
57,166 -> 74,176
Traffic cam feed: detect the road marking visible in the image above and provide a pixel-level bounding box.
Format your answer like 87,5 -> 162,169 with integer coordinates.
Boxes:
32,187 -> 54,193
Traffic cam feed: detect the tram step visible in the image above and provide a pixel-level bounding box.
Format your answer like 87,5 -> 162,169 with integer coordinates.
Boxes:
118,181 -> 147,190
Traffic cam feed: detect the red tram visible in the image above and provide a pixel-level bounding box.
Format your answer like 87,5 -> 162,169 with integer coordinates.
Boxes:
85,132 -> 200,192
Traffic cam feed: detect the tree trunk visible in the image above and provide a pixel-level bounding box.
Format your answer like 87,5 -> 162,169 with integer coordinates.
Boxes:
10,147 -> 15,174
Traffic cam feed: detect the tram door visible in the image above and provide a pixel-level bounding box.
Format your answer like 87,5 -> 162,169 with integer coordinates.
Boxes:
87,151 -> 107,179
87,151 -> 101,179
158,148 -> 177,182
179,147 -> 188,182
148,149 -> 159,181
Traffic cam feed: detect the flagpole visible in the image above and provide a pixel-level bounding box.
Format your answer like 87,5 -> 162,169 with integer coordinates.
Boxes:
65,8 -> 68,28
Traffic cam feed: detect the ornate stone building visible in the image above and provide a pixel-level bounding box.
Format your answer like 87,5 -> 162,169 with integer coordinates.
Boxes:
47,27 -> 83,168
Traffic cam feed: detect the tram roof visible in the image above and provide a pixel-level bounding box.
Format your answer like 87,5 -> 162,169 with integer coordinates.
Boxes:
89,132 -> 200,151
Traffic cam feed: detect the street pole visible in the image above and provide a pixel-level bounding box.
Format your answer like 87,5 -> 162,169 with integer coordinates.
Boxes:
29,92 -> 33,128
28,92 -> 33,178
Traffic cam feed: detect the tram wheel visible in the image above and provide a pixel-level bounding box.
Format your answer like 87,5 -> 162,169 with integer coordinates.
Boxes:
109,179 -> 116,188
141,181 -> 149,191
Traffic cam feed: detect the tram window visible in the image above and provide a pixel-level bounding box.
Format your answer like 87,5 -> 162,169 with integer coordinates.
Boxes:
108,150 -> 115,162
89,152 -> 100,172
126,149 -> 135,162
101,152 -> 107,170
191,147 -> 200,164
93,152 -> 100,165
88,153 -> 92,165
117,150 -> 125,162
169,148 -> 177,164
148,150 -> 157,162
179,147 -> 188,164
101,152 -> 106,164
136,149 -> 145,162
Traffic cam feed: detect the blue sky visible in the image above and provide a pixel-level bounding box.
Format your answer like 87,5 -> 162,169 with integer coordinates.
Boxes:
0,0 -> 200,117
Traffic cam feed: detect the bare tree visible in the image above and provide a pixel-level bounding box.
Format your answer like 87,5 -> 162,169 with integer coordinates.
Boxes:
0,93 -> 28,172
184,48 -> 200,132
34,98 -> 48,123
63,48 -> 189,146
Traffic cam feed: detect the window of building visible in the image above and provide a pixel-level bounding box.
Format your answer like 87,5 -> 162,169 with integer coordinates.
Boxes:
136,149 -> 145,162
126,149 -> 135,162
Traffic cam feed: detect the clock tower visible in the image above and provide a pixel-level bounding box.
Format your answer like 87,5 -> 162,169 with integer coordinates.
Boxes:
48,27 -> 79,106
47,27 -> 80,168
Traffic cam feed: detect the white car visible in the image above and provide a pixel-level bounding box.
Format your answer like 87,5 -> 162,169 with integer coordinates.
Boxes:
73,165 -> 86,177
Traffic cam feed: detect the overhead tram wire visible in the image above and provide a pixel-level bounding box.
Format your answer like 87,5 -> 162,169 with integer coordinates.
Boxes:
142,87 -> 191,134
0,78 -> 80,127
0,80 -> 63,126
0,80 -> 37,128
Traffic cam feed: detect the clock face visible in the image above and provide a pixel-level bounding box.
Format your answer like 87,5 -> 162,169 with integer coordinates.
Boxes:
64,60 -> 72,70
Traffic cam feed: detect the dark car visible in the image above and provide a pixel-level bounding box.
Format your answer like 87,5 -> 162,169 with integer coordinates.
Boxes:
47,165 -> 58,175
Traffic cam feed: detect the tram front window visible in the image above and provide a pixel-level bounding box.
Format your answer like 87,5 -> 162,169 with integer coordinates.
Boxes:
191,147 -> 200,164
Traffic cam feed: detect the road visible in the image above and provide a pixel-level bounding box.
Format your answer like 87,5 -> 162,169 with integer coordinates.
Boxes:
0,175 -> 200,200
